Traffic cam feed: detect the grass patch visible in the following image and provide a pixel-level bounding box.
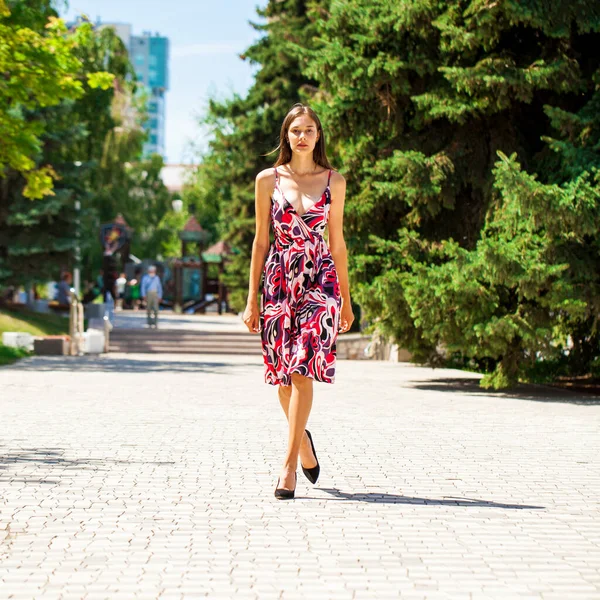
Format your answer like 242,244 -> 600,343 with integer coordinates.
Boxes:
0,308 -> 69,337
0,344 -> 30,366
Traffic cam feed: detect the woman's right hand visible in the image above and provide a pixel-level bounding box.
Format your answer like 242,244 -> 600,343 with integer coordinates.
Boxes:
243,300 -> 260,333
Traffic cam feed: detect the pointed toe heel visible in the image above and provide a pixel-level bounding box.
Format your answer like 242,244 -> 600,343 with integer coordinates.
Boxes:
274,472 -> 297,500
301,430 -> 320,485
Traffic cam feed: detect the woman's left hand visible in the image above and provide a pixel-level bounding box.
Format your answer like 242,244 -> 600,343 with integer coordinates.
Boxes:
339,299 -> 354,334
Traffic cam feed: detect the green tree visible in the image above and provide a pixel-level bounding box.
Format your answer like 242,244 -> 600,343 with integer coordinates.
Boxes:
298,0 -> 600,387
68,21 -> 147,278
0,0 -> 112,198
181,171 -> 221,247
0,6 -> 142,288
154,200 -> 190,259
124,155 -> 175,261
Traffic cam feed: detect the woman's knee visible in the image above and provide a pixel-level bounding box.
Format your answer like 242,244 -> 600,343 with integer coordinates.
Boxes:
290,373 -> 312,388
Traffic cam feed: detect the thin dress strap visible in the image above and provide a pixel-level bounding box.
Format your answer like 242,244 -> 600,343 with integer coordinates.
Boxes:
273,167 -> 284,209
327,169 -> 332,185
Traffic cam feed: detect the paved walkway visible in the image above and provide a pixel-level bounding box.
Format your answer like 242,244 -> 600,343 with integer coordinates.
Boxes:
1,350 -> 599,599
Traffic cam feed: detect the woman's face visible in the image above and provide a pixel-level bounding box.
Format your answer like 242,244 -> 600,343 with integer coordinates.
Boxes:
287,115 -> 320,155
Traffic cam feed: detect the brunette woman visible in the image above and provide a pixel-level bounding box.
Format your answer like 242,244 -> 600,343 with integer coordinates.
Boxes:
243,103 -> 354,499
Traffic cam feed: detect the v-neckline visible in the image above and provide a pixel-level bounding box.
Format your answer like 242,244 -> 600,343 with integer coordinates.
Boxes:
275,180 -> 329,219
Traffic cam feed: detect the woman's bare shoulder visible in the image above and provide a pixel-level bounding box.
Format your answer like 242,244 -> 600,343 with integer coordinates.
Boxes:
256,167 -> 277,184
329,169 -> 346,194
329,169 -> 345,182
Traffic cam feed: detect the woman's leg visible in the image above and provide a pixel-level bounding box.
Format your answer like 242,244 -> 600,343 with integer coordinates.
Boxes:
278,385 -> 318,470
278,373 -> 315,490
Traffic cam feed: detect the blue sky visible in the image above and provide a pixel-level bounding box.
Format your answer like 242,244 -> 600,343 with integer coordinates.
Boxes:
61,0 -> 264,164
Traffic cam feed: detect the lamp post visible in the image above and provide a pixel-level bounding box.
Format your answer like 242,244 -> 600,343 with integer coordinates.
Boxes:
73,161 -> 83,298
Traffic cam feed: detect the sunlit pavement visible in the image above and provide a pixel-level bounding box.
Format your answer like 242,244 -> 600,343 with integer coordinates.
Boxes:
1,348 -> 599,599
111,309 -> 248,333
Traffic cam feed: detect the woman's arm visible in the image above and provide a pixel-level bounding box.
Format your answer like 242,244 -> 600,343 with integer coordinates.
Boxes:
243,168 -> 274,333
328,171 -> 354,333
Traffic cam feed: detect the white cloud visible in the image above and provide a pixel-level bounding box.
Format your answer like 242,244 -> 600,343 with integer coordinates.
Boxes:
171,42 -> 242,59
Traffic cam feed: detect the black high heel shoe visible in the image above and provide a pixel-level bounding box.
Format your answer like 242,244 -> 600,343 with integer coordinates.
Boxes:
274,472 -> 297,500
301,430 -> 320,484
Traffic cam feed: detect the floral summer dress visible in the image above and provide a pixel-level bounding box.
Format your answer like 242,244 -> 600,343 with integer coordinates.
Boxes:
259,167 -> 341,386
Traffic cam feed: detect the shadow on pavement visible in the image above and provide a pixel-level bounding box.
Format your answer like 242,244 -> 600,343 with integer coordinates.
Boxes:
315,488 -> 545,509
0,447 -> 176,483
408,377 -> 600,405
4,356 -> 261,373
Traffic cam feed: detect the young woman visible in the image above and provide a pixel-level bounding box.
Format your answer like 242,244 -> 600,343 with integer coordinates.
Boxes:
243,103 -> 354,499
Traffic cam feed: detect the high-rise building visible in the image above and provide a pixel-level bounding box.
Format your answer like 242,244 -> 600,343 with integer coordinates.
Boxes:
129,31 -> 169,158
70,17 -> 170,159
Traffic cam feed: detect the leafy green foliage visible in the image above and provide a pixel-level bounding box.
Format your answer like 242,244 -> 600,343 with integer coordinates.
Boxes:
0,6 -> 148,287
0,344 -> 30,366
0,1 -> 113,198
154,203 -> 191,259
123,156 -> 175,261
188,0 -> 600,387
302,0 -> 600,387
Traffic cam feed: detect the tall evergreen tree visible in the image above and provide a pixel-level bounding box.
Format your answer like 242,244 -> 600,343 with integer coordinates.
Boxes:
299,0 -> 600,386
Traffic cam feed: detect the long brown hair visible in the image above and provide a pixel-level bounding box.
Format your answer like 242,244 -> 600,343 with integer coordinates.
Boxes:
269,103 -> 333,170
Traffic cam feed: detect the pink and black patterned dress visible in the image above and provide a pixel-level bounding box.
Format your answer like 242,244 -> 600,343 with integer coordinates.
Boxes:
259,167 -> 341,386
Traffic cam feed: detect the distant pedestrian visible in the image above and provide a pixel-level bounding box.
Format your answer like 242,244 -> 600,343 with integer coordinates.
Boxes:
115,272 -> 127,310
55,272 -> 72,306
116,272 -> 127,298
141,265 -> 162,328
127,267 -> 142,310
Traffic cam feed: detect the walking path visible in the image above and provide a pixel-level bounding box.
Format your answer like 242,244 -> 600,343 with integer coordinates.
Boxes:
1,347 -> 599,599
